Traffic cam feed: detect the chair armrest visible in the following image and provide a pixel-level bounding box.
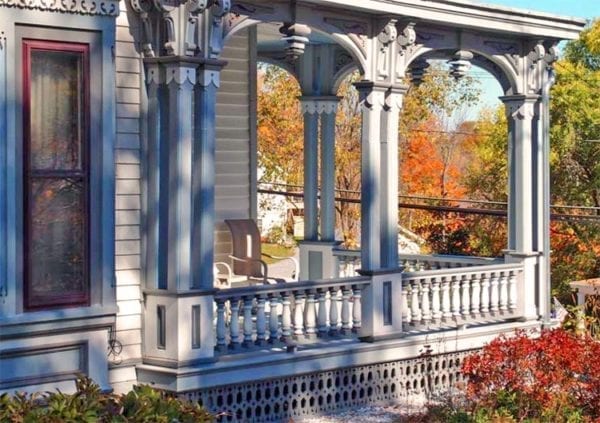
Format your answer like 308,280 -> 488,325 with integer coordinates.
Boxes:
229,255 -> 269,282
214,262 -> 233,288
261,254 -> 299,281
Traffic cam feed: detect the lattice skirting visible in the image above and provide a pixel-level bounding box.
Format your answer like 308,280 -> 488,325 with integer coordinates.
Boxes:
179,350 -> 472,422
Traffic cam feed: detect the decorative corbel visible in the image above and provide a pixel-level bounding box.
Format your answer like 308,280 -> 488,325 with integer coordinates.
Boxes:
396,22 -> 416,55
184,0 -> 211,56
526,40 -> 546,93
129,0 -> 156,57
209,0 -> 231,58
375,20 -> 398,81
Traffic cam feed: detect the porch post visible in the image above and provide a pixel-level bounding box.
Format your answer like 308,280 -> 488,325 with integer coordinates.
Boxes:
300,98 -> 319,242
193,61 -> 226,290
298,96 -> 341,280
501,94 -> 540,320
380,86 -> 407,269
319,98 -> 340,243
141,57 -> 221,367
354,81 -> 386,272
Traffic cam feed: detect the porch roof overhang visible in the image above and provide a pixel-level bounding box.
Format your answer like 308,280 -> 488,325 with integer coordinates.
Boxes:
300,0 -> 587,40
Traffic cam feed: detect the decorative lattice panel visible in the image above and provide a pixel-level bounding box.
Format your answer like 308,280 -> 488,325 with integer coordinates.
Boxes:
179,350 -> 471,422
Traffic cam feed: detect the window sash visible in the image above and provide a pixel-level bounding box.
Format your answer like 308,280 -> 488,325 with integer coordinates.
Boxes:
22,40 -> 90,310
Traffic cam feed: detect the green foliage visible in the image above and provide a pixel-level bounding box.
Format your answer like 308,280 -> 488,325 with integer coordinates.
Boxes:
0,376 -> 213,423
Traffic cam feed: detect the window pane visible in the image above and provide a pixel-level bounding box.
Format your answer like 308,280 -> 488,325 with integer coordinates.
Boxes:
27,178 -> 87,306
29,50 -> 83,171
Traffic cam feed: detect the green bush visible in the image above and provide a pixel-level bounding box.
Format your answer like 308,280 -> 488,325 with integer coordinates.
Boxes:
0,376 -> 213,422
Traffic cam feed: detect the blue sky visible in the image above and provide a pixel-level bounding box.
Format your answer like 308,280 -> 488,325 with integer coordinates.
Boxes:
472,0 -> 598,20
460,0 -> 598,120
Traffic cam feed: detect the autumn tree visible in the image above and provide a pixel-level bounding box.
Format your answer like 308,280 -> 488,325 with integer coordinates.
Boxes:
548,19 -> 600,297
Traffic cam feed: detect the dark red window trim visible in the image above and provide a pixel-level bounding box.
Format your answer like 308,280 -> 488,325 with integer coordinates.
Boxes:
22,39 -> 91,310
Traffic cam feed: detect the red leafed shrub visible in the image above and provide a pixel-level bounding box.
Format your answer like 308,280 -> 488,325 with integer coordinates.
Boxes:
462,328 -> 600,420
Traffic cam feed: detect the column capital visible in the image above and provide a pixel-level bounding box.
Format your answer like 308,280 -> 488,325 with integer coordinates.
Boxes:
298,96 -> 342,115
500,94 -> 539,121
385,84 -> 409,111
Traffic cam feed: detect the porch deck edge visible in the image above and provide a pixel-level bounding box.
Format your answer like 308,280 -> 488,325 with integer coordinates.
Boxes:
136,319 -> 541,392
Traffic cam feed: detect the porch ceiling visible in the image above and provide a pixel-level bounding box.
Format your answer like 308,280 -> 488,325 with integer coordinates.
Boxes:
299,0 -> 587,40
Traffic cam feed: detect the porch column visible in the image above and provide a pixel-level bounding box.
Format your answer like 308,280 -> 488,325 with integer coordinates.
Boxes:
193,61 -> 226,290
142,57 -> 223,367
319,98 -> 340,242
380,86 -> 408,269
298,96 -> 341,280
501,94 -> 540,320
300,97 -> 319,242
354,81 -> 386,272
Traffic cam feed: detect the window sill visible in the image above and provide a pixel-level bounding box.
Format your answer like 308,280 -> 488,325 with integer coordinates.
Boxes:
0,305 -> 118,339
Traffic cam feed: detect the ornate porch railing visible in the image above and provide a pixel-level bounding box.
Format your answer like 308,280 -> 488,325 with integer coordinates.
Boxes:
332,249 -> 503,277
213,277 -> 370,352
213,261 -> 525,354
400,263 -> 523,330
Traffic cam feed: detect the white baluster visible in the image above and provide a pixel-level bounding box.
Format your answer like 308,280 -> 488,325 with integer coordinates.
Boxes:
490,272 -> 499,313
243,296 -> 254,347
269,293 -> 280,343
499,271 -> 509,312
281,292 -> 292,342
470,273 -> 481,316
341,287 -> 352,334
461,275 -> 471,318
451,276 -> 461,317
329,288 -> 340,335
293,292 -> 306,337
401,280 -> 410,324
215,298 -> 227,352
317,289 -> 328,337
411,279 -> 421,323
255,294 -> 267,346
304,290 -> 317,338
421,278 -> 431,323
229,298 -> 240,348
431,277 -> 441,322
480,273 -> 490,314
352,286 -> 362,332
441,276 -> 452,320
508,270 -> 518,311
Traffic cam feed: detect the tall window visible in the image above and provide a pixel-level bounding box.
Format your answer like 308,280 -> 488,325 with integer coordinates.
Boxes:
23,40 -> 90,310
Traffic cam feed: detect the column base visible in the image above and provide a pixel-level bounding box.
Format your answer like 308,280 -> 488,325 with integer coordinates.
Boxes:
298,240 -> 342,280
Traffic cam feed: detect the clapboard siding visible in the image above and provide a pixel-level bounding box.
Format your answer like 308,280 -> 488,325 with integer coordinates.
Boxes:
110,3 -> 142,393
215,29 -> 252,264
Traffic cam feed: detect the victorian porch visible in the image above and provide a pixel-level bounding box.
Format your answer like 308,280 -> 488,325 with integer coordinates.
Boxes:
125,1 -> 584,420
0,0 -> 586,420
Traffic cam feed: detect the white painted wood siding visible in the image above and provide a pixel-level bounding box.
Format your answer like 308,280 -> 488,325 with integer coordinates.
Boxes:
111,3 -> 143,393
215,30 -> 253,263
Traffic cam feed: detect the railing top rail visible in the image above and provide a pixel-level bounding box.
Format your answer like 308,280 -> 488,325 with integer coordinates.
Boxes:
399,253 -> 503,264
332,248 -> 503,264
402,262 -> 524,279
332,248 -> 361,257
214,276 -> 371,299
